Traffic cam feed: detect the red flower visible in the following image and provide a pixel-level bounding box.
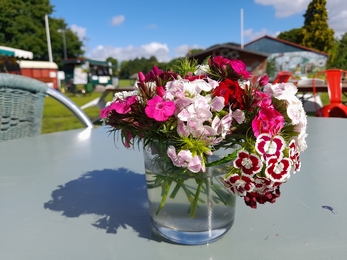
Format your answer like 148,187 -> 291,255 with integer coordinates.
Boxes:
244,186 -> 281,209
289,139 -> 301,173
223,174 -> 255,196
212,78 -> 246,109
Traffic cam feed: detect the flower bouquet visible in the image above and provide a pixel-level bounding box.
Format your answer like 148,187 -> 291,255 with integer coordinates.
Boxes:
101,56 -> 307,244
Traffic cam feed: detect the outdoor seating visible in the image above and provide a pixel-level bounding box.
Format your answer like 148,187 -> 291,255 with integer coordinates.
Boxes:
296,78 -> 324,112
312,69 -> 347,117
272,70 -> 296,84
0,73 -> 93,141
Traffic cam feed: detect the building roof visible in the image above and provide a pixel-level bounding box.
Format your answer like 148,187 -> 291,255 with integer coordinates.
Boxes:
244,35 -> 329,57
188,42 -> 269,59
0,46 -> 33,59
18,60 -> 58,69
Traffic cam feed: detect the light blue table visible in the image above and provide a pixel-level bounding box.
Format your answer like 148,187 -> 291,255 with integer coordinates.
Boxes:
1,117 -> 347,259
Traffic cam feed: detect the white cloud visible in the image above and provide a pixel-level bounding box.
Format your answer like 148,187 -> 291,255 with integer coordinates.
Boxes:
88,42 -> 205,63
174,44 -> 205,58
112,15 -> 125,26
255,0 -> 310,18
255,0 -> 347,38
243,28 -> 277,41
89,42 -> 171,62
70,24 -> 87,41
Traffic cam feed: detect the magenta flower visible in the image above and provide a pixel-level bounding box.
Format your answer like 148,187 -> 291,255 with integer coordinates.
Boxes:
100,106 -> 110,119
258,75 -> 269,87
155,86 -> 166,97
145,96 -> 175,121
110,95 -> 138,114
230,59 -> 252,79
252,107 -> 285,137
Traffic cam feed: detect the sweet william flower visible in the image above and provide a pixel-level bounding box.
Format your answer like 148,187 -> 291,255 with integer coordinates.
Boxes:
231,59 -> 252,79
252,107 -> 285,137
101,56 -> 308,209
108,95 -> 138,115
233,150 -> 262,177
145,96 -> 175,121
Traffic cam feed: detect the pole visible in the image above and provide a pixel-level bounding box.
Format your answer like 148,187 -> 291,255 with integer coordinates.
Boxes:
45,14 -> 53,62
58,29 -> 67,60
240,9 -> 244,49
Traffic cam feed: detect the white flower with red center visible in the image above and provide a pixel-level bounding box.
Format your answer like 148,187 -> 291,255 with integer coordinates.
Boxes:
265,156 -> 292,182
255,133 -> 286,161
222,174 -> 255,196
253,176 -> 281,194
289,139 -> 301,173
233,150 -> 262,177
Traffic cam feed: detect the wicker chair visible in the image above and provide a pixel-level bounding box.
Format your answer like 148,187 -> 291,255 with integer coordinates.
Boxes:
0,73 -> 93,142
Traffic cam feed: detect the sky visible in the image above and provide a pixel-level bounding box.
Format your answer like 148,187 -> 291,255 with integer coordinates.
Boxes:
50,0 -> 347,63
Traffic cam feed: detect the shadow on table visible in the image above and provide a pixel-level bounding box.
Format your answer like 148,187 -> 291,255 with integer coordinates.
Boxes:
44,168 -> 160,241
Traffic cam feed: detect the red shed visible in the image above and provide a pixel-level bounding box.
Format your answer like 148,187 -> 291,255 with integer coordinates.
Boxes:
18,60 -> 59,89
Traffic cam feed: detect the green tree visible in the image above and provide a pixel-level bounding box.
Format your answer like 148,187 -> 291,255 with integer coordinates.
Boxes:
0,0 -> 84,68
119,56 -> 160,79
327,33 -> 347,69
277,28 -> 303,44
106,57 -> 119,76
301,0 -> 335,53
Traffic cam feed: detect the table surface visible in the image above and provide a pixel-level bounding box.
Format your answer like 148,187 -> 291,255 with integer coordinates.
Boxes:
1,117 -> 347,260
296,82 -> 347,92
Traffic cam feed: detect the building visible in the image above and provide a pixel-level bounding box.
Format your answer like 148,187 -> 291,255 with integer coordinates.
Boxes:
244,35 -> 329,80
188,43 -> 269,78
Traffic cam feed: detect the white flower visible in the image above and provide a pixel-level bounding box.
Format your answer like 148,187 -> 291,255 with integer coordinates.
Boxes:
194,65 -> 209,76
264,82 -> 298,101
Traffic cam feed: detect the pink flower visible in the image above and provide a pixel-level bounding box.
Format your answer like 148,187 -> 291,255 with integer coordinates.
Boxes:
100,106 -> 110,119
253,90 -> 272,108
230,59 -> 252,79
110,95 -> 138,114
167,146 -> 204,172
156,86 -> 166,97
145,96 -> 175,121
258,75 -> 269,87
252,107 -> 284,137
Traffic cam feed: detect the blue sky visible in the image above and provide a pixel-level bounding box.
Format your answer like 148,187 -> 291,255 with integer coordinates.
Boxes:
50,0 -> 347,62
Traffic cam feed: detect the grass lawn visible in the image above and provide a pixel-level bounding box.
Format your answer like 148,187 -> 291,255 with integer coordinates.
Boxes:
41,83 -> 344,134
42,79 -> 133,134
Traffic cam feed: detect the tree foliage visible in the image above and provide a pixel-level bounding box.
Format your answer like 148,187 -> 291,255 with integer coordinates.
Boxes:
327,33 -> 347,69
0,0 -> 84,68
277,28 -> 303,45
106,57 -> 119,76
301,0 -> 335,53
118,56 -> 160,79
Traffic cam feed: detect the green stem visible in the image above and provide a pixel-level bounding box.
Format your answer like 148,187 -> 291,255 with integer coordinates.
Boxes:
156,179 -> 172,215
170,179 -> 183,199
190,180 -> 203,218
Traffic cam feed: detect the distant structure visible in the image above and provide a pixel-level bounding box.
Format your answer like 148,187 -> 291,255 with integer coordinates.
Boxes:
187,42 -> 268,78
244,35 -> 329,80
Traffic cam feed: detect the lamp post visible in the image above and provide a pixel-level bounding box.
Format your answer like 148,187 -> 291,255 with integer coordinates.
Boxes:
57,29 -> 67,60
